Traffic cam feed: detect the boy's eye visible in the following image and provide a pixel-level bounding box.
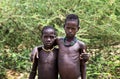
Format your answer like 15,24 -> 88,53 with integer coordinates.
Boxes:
44,36 -> 54,39
50,36 -> 54,39
66,27 -> 70,29
44,36 -> 48,38
72,28 -> 76,30
66,27 -> 76,30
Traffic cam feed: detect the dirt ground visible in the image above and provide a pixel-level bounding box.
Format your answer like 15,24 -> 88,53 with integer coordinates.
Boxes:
6,70 -> 29,79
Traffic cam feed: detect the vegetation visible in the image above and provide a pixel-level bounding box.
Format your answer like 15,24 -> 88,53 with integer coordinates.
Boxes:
0,0 -> 120,79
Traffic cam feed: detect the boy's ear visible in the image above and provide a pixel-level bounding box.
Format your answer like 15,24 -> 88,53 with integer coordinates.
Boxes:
40,35 -> 42,39
77,26 -> 80,31
64,24 -> 65,28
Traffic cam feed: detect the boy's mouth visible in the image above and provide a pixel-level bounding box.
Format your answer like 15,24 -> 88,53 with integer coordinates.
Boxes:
45,42 -> 52,45
67,34 -> 73,37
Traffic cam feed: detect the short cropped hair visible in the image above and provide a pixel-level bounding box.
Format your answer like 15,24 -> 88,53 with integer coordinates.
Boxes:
64,14 -> 80,27
41,26 -> 57,36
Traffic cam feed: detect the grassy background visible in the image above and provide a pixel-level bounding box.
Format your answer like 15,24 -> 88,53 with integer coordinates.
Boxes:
0,0 -> 120,79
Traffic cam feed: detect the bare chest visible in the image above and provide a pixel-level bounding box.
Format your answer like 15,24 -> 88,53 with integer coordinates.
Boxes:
38,50 -> 57,64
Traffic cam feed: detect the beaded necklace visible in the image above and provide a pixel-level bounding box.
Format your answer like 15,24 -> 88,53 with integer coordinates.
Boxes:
63,37 -> 77,47
42,46 -> 54,52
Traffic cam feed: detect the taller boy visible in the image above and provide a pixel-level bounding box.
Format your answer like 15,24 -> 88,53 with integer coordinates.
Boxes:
56,14 -> 87,79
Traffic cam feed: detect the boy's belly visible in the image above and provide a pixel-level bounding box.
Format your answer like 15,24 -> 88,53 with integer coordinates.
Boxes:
58,55 -> 81,79
38,63 -> 58,79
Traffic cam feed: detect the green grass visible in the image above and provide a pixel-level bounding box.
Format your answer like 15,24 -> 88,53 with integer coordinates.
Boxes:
0,0 -> 120,78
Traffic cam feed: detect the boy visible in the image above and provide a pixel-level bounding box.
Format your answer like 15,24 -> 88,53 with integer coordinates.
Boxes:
31,14 -> 89,79
29,26 -> 58,79
56,14 -> 88,79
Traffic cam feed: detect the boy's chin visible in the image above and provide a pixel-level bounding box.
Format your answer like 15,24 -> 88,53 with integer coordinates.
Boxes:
44,44 -> 52,48
66,35 -> 74,38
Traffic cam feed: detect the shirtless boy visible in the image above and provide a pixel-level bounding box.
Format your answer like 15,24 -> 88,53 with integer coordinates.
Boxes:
29,26 -> 58,79
31,14 -> 89,79
57,14 -> 87,79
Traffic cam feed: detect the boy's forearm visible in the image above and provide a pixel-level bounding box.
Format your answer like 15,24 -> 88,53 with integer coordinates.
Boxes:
80,60 -> 86,79
29,57 -> 38,79
30,46 -> 40,62
29,71 -> 36,79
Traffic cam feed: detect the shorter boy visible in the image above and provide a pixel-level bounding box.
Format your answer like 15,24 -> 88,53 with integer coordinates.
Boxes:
29,26 -> 58,79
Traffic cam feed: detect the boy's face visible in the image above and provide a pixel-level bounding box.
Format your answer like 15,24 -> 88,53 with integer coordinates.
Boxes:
64,20 -> 79,38
42,29 -> 56,48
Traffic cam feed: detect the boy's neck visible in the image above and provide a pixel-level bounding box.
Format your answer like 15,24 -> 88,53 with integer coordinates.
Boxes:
42,46 -> 54,52
44,46 -> 53,50
65,36 -> 75,42
63,36 -> 77,47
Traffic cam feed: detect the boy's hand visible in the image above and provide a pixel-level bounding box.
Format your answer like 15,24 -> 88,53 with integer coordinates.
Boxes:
80,53 -> 90,62
30,47 -> 38,62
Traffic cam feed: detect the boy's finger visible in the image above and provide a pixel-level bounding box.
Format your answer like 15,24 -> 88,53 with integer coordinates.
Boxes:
80,57 -> 83,59
32,54 -> 35,62
80,55 -> 83,59
36,52 -> 39,58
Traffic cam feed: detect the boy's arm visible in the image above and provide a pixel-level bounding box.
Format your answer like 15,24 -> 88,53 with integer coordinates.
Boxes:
30,46 -> 43,62
80,50 -> 89,79
29,56 -> 38,79
79,43 -> 88,79
80,59 -> 86,79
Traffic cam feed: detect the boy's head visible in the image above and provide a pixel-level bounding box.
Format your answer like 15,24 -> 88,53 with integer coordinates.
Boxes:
41,26 -> 56,48
64,14 -> 80,38
64,14 -> 79,27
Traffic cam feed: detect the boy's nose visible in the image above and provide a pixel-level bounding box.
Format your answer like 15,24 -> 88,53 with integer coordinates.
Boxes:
69,29 -> 72,33
47,38 -> 51,41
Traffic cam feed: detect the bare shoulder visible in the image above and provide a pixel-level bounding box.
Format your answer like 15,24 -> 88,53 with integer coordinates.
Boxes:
54,47 -> 59,53
37,45 -> 43,48
77,40 -> 86,49
37,45 -> 43,51
56,37 -> 64,43
53,37 -> 62,46
32,45 -> 43,52
57,37 -> 63,40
